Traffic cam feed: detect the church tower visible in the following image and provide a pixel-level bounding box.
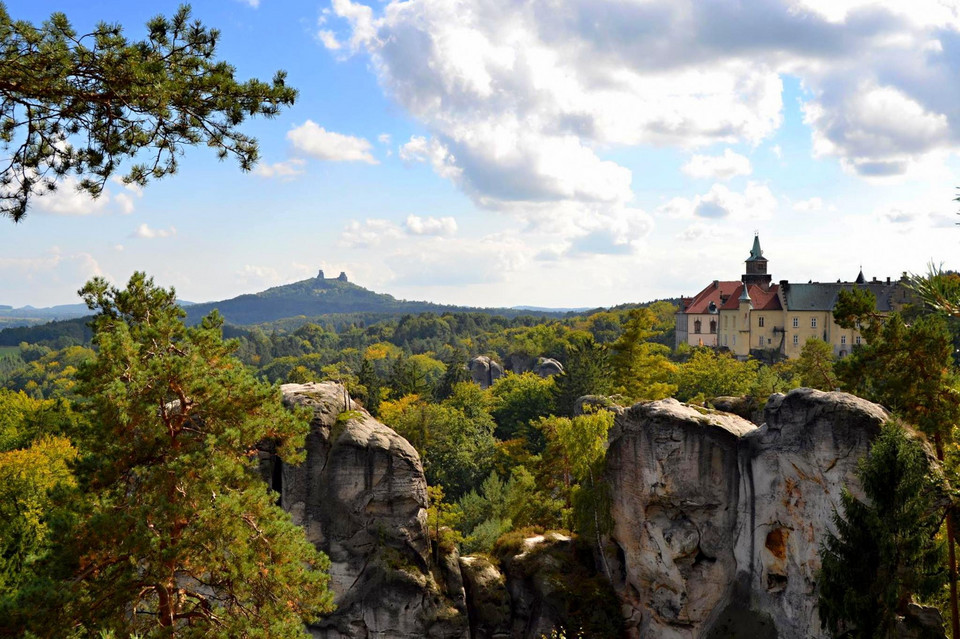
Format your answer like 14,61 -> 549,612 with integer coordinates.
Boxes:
743,234 -> 771,289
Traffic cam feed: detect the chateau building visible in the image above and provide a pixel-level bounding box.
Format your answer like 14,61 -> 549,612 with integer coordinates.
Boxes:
675,235 -> 911,359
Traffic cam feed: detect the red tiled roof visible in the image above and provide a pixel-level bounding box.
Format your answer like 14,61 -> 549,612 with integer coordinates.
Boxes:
719,283 -> 781,311
682,281 -> 741,314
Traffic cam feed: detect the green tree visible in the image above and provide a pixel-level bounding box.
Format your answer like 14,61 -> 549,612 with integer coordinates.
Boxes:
835,296 -> 960,636
380,389 -> 496,500
0,5 -> 297,221
11,273 -> 334,637
793,337 -> 838,391
552,335 -> 611,417
818,422 -> 946,638
608,308 -> 677,402
490,372 -> 556,441
672,348 -> 759,403
434,348 -> 470,400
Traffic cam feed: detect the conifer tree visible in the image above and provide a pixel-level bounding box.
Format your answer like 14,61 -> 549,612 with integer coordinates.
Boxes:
0,6 -> 297,221
13,273 -> 334,637
552,335 -> 610,417
818,422 -> 946,638
608,308 -> 677,402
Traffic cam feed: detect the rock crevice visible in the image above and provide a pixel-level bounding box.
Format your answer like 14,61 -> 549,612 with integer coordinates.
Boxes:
606,388 -> 889,639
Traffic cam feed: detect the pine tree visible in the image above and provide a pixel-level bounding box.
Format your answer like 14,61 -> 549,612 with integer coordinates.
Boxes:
13,273 -> 334,637
608,308 -> 677,402
0,6 -> 297,221
818,421 -> 946,638
552,335 -> 610,417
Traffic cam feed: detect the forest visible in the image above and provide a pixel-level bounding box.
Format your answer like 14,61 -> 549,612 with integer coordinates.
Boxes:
7,268 -> 953,636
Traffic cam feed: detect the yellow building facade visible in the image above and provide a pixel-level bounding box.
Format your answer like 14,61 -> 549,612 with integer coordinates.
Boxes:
677,236 -> 909,360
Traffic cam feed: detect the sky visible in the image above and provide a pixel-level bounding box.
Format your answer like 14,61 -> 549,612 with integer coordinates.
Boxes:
5,0 -> 960,309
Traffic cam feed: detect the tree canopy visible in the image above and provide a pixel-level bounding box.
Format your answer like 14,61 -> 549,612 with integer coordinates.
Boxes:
5,273 -> 334,637
0,4 -> 296,221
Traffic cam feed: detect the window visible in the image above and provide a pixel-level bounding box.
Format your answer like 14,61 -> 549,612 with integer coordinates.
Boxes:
856,336 -> 862,345
724,316 -> 728,328
792,317 -> 799,328
709,320 -> 717,334
723,335 -> 728,346
811,317 -> 817,328
841,335 -> 846,345
694,319 -> 702,334
758,316 -> 765,328
759,335 -> 764,347
733,335 -> 736,346
793,334 -> 799,346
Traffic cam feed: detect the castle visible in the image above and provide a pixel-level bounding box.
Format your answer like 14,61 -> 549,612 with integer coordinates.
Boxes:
674,235 -> 911,359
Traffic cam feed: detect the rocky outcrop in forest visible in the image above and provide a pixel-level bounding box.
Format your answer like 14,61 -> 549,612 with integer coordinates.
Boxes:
604,388 -> 942,639
271,382 -> 469,638
267,383 -> 943,639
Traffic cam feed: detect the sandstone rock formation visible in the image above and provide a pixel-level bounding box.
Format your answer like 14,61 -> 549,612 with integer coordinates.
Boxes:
273,382 -> 469,639
469,356 -> 504,389
605,388 -> 895,639
533,357 -> 563,378
460,533 -> 622,639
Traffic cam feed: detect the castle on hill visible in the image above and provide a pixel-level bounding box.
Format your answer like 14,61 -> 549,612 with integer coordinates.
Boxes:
674,235 -> 911,360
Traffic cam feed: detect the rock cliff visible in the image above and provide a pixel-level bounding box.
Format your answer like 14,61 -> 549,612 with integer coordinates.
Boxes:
267,383 -> 943,639
273,382 -> 469,639
605,388 -> 893,639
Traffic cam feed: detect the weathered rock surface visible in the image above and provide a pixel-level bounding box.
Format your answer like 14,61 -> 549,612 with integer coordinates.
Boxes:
469,356 -> 504,389
605,388 -> 901,639
533,357 -> 564,378
461,534 -> 623,639
275,382 -> 468,639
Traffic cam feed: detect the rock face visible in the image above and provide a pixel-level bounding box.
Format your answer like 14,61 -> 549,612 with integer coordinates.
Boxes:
533,357 -> 563,378
460,534 -> 623,639
275,382 -> 468,639
605,388 -> 891,639
469,356 -> 504,389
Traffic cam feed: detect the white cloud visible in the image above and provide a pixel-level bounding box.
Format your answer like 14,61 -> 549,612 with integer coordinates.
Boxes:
287,120 -> 378,164
0,248 -> 103,292
340,219 -> 405,249
236,0 -> 259,7
317,29 -> 341,50
793,197 -> 824,212
378,133 -> 392,145
31,177 -> 111,216
326,0 -> 960,194
133,223 -> 177,239
682,149 -> 752,180
114,193 -> 136,214
404,215 -> 457,236
804,82 -> 951,177
660,182 -> 778,222
253,158 -> 306,179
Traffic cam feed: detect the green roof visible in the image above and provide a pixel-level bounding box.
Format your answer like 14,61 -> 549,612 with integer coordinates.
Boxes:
746,235 -> 765,262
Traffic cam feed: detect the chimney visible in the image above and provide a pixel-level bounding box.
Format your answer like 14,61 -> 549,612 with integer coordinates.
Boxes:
886,276 -> 891,284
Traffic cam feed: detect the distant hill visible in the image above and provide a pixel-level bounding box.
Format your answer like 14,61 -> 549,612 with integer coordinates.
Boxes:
0,303 -> 93,328
183,274 -> 565,326
0,275 -> 593,346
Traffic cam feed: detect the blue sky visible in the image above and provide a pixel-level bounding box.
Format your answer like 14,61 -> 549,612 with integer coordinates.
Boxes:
5,0 -> 960,308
